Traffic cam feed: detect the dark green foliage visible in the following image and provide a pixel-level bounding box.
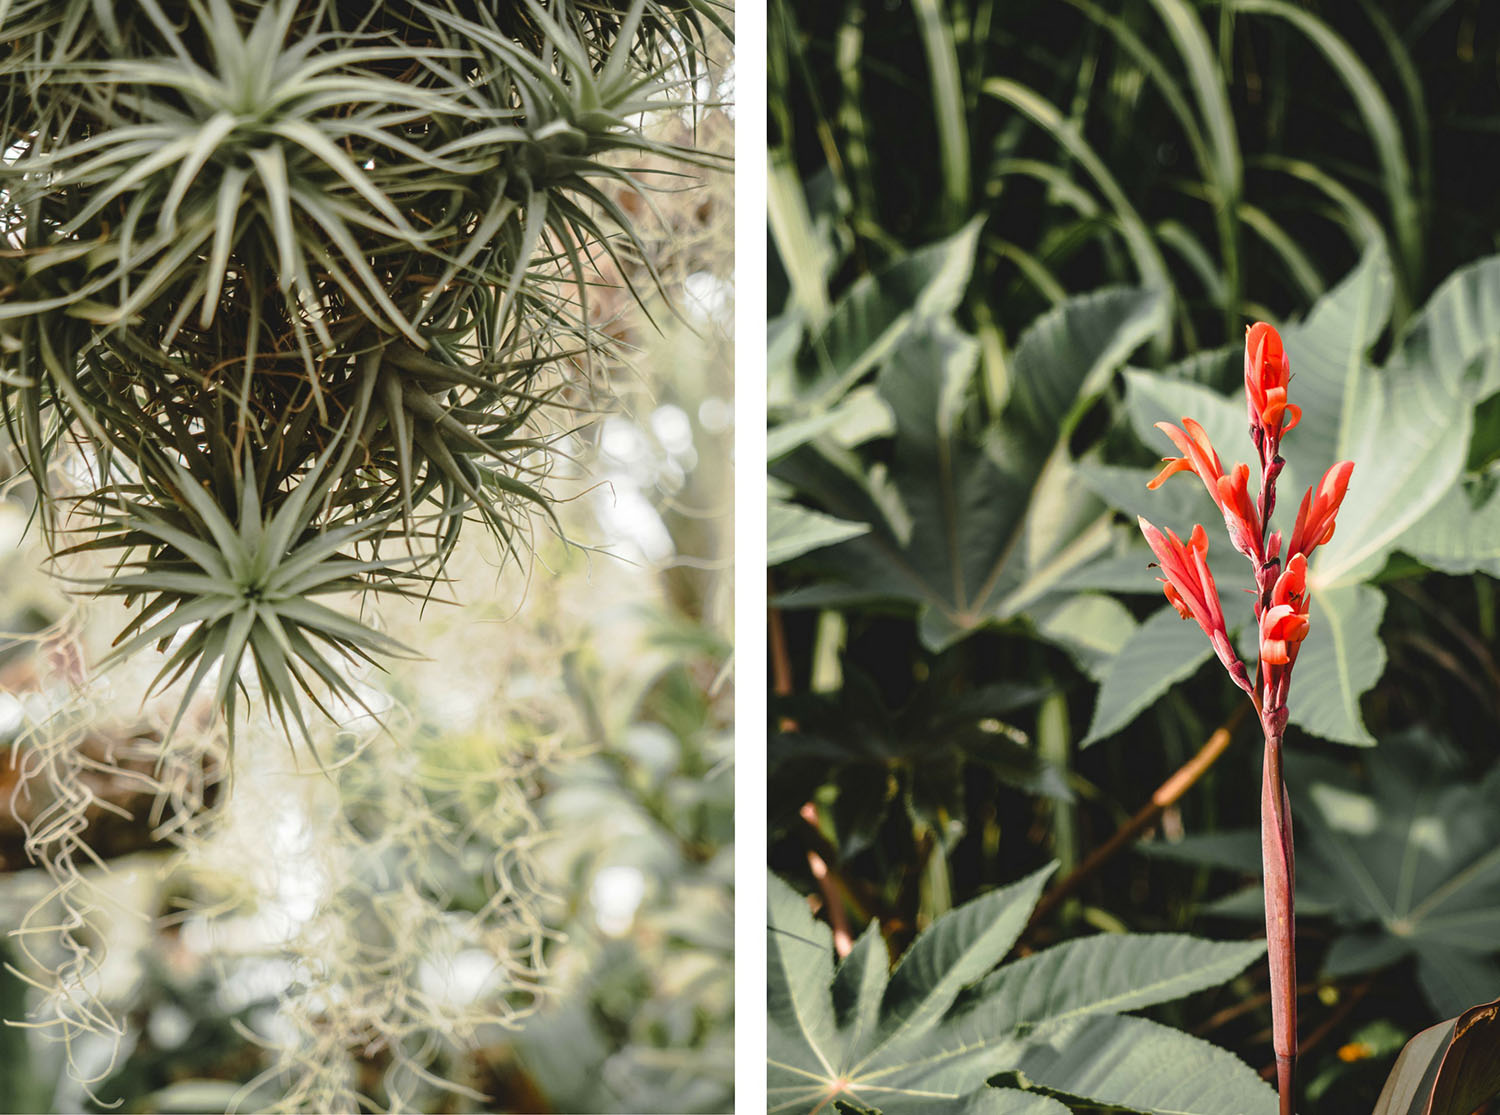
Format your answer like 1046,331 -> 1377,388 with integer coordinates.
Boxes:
769,3 -> 1500,1112
772,0 -> 1500,351
770,667 -> 1067,860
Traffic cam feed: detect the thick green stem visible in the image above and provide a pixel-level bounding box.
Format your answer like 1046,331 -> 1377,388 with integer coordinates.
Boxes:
1260,714 -> 1296,1115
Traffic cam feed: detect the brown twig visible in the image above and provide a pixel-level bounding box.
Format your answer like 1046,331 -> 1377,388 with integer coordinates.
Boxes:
802,803 -> 853,956
768,574 -> 794,707
1025,702 -> 1249,932
1195,976 -> 1323,1037
796,814 -> 886,919
769,583 -> 855,952
1259,978 -> 1373,1081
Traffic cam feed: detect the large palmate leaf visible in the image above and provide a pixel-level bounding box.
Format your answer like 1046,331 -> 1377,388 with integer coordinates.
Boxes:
767,216 -> 976,503
1282,582 -> 1387,746
1029,592 -> 1140,680
1396,477 -> 1500,577
1086,247 -> 1500,744
767,867 -> 1273,1115
774,285 -> 1165,652
768,496 -> 872,566
1146,732 -> 1500,1018
1293,255 -> 1465,588
1390,254 -> 1500,406
1080,606 -> 1215,746
768,219 -> 983,419
998,1014 -> 1279,1115
1386,252 -> 1500,574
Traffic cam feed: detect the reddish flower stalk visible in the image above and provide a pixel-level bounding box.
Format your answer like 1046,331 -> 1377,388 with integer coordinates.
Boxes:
1140,322 -> 1353,1115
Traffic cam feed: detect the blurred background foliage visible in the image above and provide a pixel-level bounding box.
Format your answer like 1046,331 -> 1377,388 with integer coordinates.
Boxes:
0,32 -> 732,1115
769,2 -> 1500,1112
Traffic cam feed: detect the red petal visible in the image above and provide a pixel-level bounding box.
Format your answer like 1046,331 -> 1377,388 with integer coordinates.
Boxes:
1163,582 -> 1193,620
1147,456 -> 1193,490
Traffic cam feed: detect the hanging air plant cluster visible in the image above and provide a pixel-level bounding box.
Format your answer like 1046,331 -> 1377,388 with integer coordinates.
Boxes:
0,0 -> 726,737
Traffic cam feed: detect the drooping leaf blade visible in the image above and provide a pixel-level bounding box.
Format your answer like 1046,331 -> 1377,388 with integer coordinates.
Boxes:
1373,996 -> 1500,1115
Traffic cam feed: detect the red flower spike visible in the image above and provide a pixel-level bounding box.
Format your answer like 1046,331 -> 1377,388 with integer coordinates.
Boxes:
1138,517 -> 1253,694
1245,322 -> 1303,438
1140,323 -> 1343,1115
1260,554 -> 1311,666
1149,420 -> 1263,559
1288,460 -> 1355,559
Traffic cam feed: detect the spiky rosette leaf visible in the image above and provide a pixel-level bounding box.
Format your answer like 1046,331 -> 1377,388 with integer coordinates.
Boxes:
62,448 -> 426,752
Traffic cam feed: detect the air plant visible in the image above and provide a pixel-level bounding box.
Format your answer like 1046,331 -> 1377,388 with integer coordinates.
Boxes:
0,0 -> 729,743
63,442 -> 422,752
1139,322 -> 1355,1115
